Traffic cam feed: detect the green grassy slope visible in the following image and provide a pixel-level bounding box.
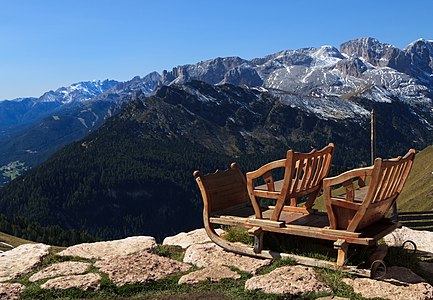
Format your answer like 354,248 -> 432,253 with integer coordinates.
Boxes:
0,231 -> 34,252
398,145 -> 433,212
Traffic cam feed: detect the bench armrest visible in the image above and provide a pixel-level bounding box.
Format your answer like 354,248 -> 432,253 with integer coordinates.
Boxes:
323,166 -> 374,188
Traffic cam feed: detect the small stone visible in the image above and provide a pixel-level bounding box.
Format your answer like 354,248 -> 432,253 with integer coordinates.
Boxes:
343,267 -> 433,300
29,261 -> 91,282
178,266 -> 240,284
0,244 -> 51,282
245,265 -> 331,295
58,236 -> 157,259
0,283 -> 25,300
94,250 -> 191,286
163,228 -> 225,249
41,273 -> 101,291
183,243 -> 270,274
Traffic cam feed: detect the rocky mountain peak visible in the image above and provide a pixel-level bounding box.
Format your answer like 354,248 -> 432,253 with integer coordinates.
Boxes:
37,79 -> 118,104
404,39 -> 433,82
340,37 -> 397,66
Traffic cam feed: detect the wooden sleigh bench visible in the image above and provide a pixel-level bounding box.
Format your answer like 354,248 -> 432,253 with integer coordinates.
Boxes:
193,146 -> 416,277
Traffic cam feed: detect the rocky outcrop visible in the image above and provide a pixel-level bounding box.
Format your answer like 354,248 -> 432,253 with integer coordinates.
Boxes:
162,228 -> 224,249
384,226 -> 433,253
343,266 -> 433,300
340,37 -> 409,71
335,57 -> 367,77
245,265 -> 331,295
29,261 -> 91,282
0,283 -> 25,300
220,65 -> 263,87
178,265 -> 240,284
183,243 -> 270,274
58,236 -> 156,259
41,273 -> 101,291
0,243 -> 50,282
94,250 -> 191,286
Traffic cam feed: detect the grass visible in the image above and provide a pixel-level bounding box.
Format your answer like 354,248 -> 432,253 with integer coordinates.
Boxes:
154,245 -> 186,262
0,231 -> 66,253
223,226 -> 253,245
398,145 -> 433,212
0,231 -> 35,252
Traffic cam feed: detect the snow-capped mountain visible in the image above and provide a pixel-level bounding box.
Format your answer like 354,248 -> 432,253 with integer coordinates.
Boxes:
37,79 -> 118,104
159,37 -> 433,128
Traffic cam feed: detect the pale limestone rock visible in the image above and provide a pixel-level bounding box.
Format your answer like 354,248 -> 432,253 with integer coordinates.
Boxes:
343,266 -> 433,300
29,261 -> 91,282
245,265 -> 331,295
94,250 -> 190,286
0,283 -> 25,300
384,226 -> 433,253
41,273 -> 101,291
163,228 -> 225,249
0,243 -> 50,282
58,236 -> 156,259
178,265 -> 240,284
183,243 -> 270,274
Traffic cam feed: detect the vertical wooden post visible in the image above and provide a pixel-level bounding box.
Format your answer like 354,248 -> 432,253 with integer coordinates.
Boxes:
371,109 -> 398,221
371,109 -> 376,165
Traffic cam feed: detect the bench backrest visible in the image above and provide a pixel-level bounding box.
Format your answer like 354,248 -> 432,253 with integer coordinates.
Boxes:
194,163 -> 249,216
354,149 -> 416,230
284,144 -> 335,199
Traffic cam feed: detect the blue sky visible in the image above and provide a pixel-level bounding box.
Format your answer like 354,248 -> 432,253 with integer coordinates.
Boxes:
1,0 -> 432,99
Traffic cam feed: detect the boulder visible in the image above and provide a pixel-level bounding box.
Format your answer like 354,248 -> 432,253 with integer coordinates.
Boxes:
0,244 -> 50,282
384,226 -> 433,253
178,265 -> 240,284
29,261 -> 91,282
342,266 -> 433,300
245,265 -> 331,295
163,228 -> 224,249
94,250 -> 190,286
41,273 -> 101,291
58,236 -> 156,259
183,243 -> 270,274
0,283 -> 25,300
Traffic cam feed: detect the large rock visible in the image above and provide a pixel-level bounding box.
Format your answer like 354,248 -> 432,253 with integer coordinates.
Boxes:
0,283 -> 25,300
343,266 -> 433,300
384,226 -> 433,253
163,228 -> 224,249
0,243 -> 50,282
41,273 -> 101,291
178,265 -> 240,284
29,261 -> 91,282
245,265 -> 331,295
94,250 -> 191,286
183,243 -> 270,274
58,236 -> 156,259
